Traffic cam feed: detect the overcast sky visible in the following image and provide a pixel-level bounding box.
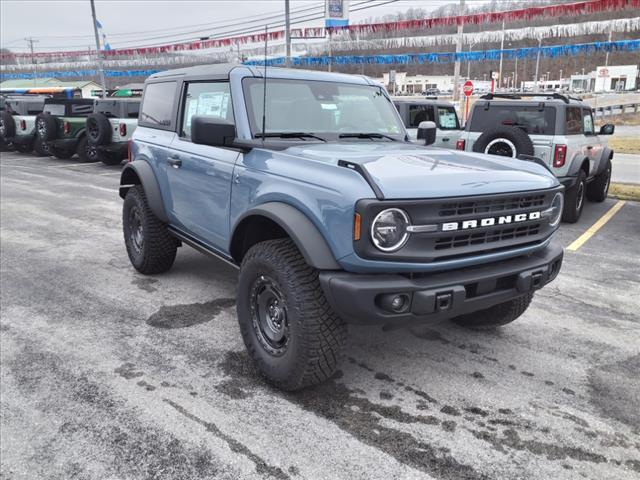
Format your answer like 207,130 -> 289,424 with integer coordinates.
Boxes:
1,0 -> 475,53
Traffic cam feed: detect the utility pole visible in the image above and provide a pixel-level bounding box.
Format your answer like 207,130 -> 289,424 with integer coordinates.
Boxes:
89,0 -> 107,98
498,19 -> 505,90
604,30 -> 613,66
452,0 -> 465,102
24,37 -> 39,86
514,55 -> 518,91
284,0 -> 291,67
534,37 -> 542,91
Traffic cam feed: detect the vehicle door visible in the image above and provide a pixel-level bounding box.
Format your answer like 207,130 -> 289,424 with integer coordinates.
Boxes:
581,107 -> 601,176
434,105 -> 461,149
564,106 -> 591,173
405,104 -> 434,141
167,80 -> 239,250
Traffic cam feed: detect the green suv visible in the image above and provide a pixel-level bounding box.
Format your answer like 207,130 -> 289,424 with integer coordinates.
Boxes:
36,98 -> 96,161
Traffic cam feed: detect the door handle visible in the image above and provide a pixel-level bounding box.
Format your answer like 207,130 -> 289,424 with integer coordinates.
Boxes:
167,156 -> 182,168
586,146 -> 593,150
442,137 -> 450,142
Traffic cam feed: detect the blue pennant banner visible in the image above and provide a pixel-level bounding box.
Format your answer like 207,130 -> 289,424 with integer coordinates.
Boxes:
244,39 -> 640,67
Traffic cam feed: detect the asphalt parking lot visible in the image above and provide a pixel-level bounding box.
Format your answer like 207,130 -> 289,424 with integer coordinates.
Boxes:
1,151 -> 639,480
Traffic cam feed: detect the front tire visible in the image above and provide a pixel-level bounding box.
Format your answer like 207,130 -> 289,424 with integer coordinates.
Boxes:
33,135 -> 50,157
452,293 -> 534,329
562,169 -> 587,223
586,159 -> 611,203
237,239 -> 347,391
122,185 -> 178,274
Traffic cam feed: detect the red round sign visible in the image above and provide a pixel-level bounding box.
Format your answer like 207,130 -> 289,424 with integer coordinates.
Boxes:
463,80 -> 474,97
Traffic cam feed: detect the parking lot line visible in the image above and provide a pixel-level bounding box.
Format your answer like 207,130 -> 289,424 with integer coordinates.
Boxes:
567,200 -> 626,252
48,162 -> 101,168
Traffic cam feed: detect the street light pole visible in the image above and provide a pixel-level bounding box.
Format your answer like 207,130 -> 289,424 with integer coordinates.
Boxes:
498,20 -> 505,88
89,0 -> 107,98
534,37 -> 541,91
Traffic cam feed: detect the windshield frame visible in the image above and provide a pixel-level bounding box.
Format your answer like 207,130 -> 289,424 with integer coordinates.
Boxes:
241,77 -> 407,142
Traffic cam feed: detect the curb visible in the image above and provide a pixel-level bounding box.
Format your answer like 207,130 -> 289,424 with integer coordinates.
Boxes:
609,182 -> 640,202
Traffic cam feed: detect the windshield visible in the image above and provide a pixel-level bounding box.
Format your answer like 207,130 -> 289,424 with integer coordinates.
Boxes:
243,77 -> 405,140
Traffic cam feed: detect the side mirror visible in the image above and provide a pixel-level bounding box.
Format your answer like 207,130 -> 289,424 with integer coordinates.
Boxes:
191,116 -> 236,147
417,121 -> 437,146
599,124 -> 615,135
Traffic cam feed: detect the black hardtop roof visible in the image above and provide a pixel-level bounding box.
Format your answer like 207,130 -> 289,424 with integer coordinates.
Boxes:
478,92 -> 585,106
393,98 -> 455,107
44,97 -> 95,105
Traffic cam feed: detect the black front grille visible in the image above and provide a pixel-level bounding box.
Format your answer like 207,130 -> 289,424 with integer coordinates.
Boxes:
439,194 -> 545,217
354,188 -> 561,263
435,224 -> 541,250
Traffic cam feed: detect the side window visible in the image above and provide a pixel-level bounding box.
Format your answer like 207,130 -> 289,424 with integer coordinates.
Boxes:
582,109 -> 594,135
408,105 -> 435,128
181,82 -> 233,139
565,107 -> 583,135
140,81 -> 177,128
437,107 -> 459,130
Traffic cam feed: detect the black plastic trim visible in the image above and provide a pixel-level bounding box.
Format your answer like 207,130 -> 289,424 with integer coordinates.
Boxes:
319,242 -> 563,327
119,160 -> 169,223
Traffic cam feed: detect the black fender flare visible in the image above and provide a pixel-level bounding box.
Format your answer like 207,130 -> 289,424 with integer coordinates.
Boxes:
567,156 -> 590,178
119,160 -> 169,223
594,147 -> 613,176
232,202 -> 341,270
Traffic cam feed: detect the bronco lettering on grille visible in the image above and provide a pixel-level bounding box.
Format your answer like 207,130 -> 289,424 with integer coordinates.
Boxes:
441,211 -> 541,231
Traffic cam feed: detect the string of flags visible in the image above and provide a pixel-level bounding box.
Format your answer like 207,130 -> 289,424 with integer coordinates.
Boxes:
2,39 -> 637,80
1,0 -> 637,60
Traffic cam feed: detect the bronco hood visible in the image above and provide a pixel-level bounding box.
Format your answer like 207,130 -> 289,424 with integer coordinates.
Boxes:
285,143 -> 558,199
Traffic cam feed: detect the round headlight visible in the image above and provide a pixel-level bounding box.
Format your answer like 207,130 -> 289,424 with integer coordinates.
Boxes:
548,192 -> 564,227
371,208 -> 410,252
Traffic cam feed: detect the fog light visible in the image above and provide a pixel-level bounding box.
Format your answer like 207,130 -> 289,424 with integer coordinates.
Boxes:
391,295 -> 406,311
377,293 -> 411,314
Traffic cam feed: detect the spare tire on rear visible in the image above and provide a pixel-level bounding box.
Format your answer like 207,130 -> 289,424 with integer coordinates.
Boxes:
0,111 -> 16,140
86,113 -> 112,146
472,125 -> 534,158
35,113 -> 58,142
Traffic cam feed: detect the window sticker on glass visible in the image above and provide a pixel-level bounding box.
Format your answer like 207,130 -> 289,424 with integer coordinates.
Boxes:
438,108 -> 458,129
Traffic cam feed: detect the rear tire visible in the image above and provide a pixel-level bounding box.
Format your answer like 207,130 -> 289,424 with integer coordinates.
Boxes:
86,113 -> 112,145
0,111 -> 16,140
452,293 -> 534,329
562,169 -> 586,223
99,150 -> 124,166
76,136 -> 98,162
33,135 -> 50,157
123,185 -> 178,274
237,238 -> 347,391
472,125 -> 534,158
586,159 -> 611,203
35,113 -> 57,142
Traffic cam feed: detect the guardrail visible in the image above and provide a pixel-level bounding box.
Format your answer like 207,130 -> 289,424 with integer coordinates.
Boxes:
592,103 -> 639,117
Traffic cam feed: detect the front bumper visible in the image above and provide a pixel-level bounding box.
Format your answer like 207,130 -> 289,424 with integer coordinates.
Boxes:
319,242 -> 563,327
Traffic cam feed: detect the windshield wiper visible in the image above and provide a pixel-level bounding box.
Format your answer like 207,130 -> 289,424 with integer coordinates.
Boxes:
339,132 -> 398,141
254,132 -> 326,142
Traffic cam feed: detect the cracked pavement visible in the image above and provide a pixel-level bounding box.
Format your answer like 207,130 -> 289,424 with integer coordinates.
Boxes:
1,151 -> 639,480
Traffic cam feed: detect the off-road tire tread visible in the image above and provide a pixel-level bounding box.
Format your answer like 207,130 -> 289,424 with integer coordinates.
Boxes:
33,135 -> 49,157
452,292 -> 534,329
239,238 -> 347,391
123,185 -> 178,274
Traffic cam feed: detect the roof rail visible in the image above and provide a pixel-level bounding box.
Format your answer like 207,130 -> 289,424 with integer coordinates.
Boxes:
479,92 -> 571,104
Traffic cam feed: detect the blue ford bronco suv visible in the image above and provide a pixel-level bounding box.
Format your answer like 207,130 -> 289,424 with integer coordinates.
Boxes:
120,64 -> 564,390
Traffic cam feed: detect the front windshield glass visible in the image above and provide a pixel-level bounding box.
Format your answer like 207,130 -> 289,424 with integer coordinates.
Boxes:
243,77 -> 405,140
